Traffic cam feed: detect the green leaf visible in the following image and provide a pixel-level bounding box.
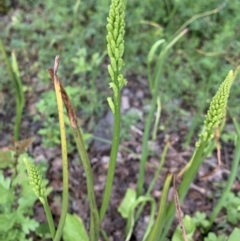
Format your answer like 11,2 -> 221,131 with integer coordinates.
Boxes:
226,207 -> 240,225
107,97 -> 115,114
35,223 -> 52,239
17,198 -> 36,215
147,39 -> 165,64
204,233 -> 218,241
228,228 -> 240,241
192,211 -> 210,229
21,216 -> 39,234
0,171 -> 11,189
63,213 -> 89,241
118,188 -> 156,241
118,188 -> 136,218
0,150 -> 14,168
204,233 -> 226,241
172,215 -> 196,241
0,228 -> 20,241
0,213 -> 16,232
183,215 -> 195,235
0,174 -> 14,204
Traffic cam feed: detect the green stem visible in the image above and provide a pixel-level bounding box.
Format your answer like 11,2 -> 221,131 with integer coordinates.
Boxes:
53,72 -> 69,241
173,3 -> 226,38
152,96 -> 161,141
72,126 -> 100,241
0,38 -> 15,85
100,228 -> 110,241
43,197 -> 56,240
12,51 -> 25,140
147,141 -> 170,196
92,135 -> 137,156
14,102 -> 23,140
73,0 -> 81,30
168,2 -> 179,24
0,39 -> 24,140
160,140 -> 207,239
100,89 -> 121,221
164,0 -> 171,15
137,29 -> 188,196
208,118 -> 240,227
135,141 -> 169,221
146,173 -> 173,241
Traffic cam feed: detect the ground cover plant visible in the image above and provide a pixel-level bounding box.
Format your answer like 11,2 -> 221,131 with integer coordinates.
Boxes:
0,0 -> 240,240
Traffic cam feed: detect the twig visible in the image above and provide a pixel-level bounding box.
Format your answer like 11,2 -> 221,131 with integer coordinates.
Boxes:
54,55 -> 59,75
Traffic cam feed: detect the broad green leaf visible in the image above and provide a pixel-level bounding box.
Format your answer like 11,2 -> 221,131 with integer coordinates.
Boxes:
63,213 -> 89,241
184,215 -> 195,235
228,228 -> 240,241
118,188 -> 136,218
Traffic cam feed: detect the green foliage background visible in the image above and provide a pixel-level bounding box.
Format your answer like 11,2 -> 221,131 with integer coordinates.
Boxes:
0,0 -> 239,138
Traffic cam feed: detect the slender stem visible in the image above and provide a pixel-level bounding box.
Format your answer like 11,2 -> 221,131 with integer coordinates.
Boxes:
100,89 -> 121,221
168,2 -> 178,24
0,39 -> 24,140
100,228 -> 110,241
14,101 -> 23,140
147,141 -> 170,196
43,197 -> 56,240
173,3 -> 226,38
160,140 -> 207,240
0,38 -> 15,87
152,96 -> 161,141
164,0 -> 171,15
146,173 -> 173,241
52,57 -> 69,241
137,104 -> 154,196
92,135 -> 137,156
135,141 -> 169,221
208,118 -> 240,227
73,0 -> 81,30
12,51 -> 25,140
137,29 -> 188,196
72,127 -> 100,241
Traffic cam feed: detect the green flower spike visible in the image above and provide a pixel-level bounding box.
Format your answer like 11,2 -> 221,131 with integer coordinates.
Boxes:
106,0 -> 125,74
106,0 -> 127,112
198,70 -> 234,145
24,157 -> 46,204
100,0 -> 127,221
